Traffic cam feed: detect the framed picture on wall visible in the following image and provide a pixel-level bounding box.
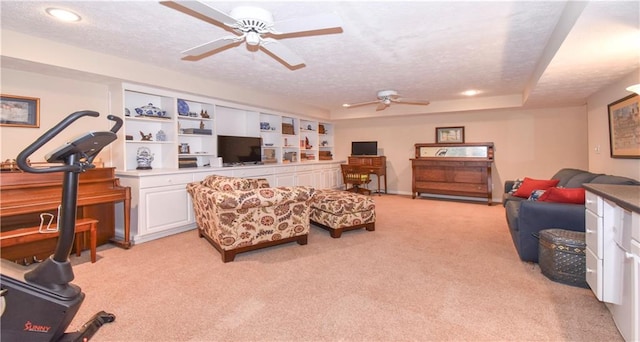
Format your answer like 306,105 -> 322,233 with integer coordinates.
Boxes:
435,126 -> 465,143
1,94 -> 40,128
608,93 -> 640,158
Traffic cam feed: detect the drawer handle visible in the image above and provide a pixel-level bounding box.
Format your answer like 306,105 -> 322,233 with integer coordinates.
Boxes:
586,199 -> 594,204
586,268 -> 595,273
586,229 -> 594,234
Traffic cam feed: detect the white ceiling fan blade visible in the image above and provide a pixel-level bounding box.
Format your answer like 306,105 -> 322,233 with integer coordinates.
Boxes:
182,36 -> 242,56
376,102 -> 389,111
343,100 -> 380,108
161,1 -> 237,25
260,39 -> 305,67
394,98 -> 431,106
271,13 -> 343,35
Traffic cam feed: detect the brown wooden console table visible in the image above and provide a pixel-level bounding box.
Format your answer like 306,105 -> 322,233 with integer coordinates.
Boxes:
348,155 -> 387,194
410,143 -> 494,205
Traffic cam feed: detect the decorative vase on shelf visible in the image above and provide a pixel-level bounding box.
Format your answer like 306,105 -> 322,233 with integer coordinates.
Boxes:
136,147 -> 154,170
135,103 -> 167,117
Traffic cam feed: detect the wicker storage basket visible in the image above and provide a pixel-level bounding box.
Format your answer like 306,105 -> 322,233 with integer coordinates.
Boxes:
319,151 -> 333,160
538,229 -> 588,288
282,123 -> 294,135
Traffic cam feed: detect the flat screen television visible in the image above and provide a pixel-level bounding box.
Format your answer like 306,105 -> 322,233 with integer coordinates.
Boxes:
351,141 -> 377,156
217,135 -> 262,165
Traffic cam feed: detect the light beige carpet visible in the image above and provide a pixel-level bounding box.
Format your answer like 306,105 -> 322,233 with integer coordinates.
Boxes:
68,195 -> 622,341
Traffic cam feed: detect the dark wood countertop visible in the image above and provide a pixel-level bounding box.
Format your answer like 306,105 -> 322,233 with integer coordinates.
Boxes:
583,184 -> 640,214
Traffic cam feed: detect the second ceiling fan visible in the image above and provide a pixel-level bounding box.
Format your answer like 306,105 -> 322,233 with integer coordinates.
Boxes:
343,90 -> 431,111
161,1 -> 343,67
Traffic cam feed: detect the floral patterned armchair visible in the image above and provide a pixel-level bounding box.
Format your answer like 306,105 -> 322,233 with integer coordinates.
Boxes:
186,175 -> 316,262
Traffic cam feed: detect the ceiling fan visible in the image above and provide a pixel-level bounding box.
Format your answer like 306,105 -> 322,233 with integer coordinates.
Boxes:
161,1 -> 343,67
343,90 -> 431,111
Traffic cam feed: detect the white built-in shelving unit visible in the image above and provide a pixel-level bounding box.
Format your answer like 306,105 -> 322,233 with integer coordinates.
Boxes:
109,83 -> 334,171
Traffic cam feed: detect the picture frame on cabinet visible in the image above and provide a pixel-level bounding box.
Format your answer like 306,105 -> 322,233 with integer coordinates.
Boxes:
435,126 -> 464,143
608,93 -> 640,158
263,148 -> 277,163
179,143 -> 190,154
1,94 -> 40,128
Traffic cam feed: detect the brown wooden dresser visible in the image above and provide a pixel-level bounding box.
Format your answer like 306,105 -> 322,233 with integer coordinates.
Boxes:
410,143 -> 494,205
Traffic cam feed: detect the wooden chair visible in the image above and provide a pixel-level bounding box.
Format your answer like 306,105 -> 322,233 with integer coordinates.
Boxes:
341,164 -> 372,195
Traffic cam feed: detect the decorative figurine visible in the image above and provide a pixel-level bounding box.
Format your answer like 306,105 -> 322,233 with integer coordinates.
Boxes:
201,110 -> 210,119
136,147 -> 154,170
156,130 -> 166,141
140,131 -> 153,141
199,120 -> 205,129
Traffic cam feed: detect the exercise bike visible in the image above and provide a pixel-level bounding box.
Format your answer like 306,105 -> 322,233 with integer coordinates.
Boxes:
1,110 -> 121,342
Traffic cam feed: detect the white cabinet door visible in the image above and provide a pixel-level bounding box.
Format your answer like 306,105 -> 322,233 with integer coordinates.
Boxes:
137,184 -> 194,243
296,172 -> 315,187
631,239 -> 640,342
275,173 -> 295,186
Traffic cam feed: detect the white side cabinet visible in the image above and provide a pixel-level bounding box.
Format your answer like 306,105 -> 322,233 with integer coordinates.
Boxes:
632,236 -> 640,342
117,173 -> 197,244
584,185 -> 640,342
585,192 -> 618,302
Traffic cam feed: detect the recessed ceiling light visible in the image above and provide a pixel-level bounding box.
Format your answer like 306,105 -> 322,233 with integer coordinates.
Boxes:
46,8 -> 81,22
626,84 -> 640,95
462,90 -> 479,96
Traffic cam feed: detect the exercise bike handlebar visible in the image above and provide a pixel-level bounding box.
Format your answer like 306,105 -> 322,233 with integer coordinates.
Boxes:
16,111 -> 122,173
107,114 -> 123,133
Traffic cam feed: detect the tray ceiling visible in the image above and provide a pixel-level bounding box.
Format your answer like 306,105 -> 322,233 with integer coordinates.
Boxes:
1,1 -> 638,118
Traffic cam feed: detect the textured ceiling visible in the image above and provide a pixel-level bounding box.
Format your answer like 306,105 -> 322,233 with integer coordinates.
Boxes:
1,1 -> 639,117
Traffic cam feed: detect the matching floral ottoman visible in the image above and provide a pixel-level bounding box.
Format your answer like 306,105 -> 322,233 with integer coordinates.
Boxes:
310,189 -> 375,238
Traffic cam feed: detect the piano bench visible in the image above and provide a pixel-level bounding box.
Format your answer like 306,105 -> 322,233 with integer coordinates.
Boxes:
0,218 -> 98,263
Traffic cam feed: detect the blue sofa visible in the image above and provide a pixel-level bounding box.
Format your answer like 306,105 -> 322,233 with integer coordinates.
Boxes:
503,168 -> 639,263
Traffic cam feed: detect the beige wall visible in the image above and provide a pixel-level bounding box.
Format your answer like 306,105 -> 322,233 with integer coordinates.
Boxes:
334,106 -> 589,202
0,66 -> 594,204
0,69 -> 112,163
587,69 -> 640,180
2,29 -> 637,199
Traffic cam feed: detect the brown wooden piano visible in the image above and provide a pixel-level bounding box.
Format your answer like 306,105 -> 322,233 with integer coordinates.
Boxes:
0,167 -> 131,262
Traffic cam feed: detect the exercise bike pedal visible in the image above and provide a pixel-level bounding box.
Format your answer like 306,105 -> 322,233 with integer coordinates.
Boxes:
58,311 -> 116,342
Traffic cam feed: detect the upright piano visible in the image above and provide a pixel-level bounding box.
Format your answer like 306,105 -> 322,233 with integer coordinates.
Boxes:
0,167 -> 131,262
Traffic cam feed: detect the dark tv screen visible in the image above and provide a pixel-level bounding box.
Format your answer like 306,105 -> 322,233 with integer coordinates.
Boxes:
352,141 -> 377,156
217,135 -> 262,164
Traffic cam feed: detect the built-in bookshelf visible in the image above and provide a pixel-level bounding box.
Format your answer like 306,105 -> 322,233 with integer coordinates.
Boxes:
109,83 -> 334,171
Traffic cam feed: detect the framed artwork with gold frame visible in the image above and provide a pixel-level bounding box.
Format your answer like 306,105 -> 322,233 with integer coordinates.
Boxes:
435,126 -> 464,143
608,93 -> 640,158
1,94 -> 40,128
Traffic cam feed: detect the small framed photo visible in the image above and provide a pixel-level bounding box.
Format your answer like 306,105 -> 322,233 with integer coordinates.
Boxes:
436,126 -> 465,143
179,143 -> 190,154
1,94 -> 40,128
608,93 -> 640,158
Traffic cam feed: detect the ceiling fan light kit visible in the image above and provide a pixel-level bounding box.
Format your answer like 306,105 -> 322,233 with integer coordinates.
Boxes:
344,90 -> 431,111
163,1 -> 343,67
230,6 -> 273,29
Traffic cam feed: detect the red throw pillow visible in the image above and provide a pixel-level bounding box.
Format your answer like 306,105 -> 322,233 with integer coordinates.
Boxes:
538,187 -> 585,204
512,177 -> 560,198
